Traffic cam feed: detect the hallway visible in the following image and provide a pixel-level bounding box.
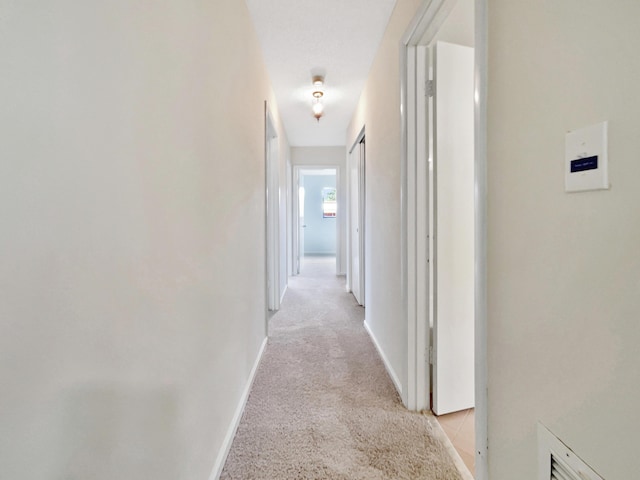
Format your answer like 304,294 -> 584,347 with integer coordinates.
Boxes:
220,257 -> 462,479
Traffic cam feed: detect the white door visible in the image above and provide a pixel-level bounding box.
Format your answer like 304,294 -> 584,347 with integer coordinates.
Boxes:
432,41 -> 475,415
298,179 -> 305,274
349,138 -> 365,305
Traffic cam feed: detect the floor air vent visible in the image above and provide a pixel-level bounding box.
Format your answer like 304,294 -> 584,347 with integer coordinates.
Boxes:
538,423 -> 604,480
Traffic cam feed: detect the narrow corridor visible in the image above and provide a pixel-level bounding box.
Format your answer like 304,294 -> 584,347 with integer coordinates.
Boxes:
220,256 -> 463,479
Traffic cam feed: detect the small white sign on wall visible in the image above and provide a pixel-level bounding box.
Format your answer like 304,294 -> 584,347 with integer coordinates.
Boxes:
565,121 -> 609,193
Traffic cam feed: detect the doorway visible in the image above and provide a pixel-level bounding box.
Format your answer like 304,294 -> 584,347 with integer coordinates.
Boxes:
292,167 -> 339,276
429,38 -> 476,476
348,132 -> 365,306
401,0 -> 483,477
265,106 -> 280,315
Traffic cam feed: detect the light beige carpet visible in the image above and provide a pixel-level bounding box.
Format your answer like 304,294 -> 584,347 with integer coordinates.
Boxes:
221,256 -> 463,480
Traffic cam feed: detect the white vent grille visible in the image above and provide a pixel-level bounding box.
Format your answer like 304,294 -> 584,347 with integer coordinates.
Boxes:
538,423 -> 604,480
551,453 -> 580,480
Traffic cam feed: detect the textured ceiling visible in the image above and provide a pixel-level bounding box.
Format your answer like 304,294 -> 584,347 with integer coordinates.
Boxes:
245,0 -> 397,147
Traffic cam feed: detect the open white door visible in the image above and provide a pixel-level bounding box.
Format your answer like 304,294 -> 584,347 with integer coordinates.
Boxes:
432,41 -> 475,415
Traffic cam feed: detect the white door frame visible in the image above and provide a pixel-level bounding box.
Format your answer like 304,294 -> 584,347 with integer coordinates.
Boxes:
292,166 -> 302,275
292,166 -> 340,275
347,129 -> 365,306
265,103 -> 280,317
286,159 -> 293,277
400,1 -> 488,478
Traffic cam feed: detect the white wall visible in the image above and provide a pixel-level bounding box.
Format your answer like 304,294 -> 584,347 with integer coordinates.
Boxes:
0,1 -> 288,479
346,0 -> 423,398
291,147 -> 347,274
488,2 -> 640,478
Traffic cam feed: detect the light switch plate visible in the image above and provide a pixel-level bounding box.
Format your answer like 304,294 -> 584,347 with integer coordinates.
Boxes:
565,121 -> 609,192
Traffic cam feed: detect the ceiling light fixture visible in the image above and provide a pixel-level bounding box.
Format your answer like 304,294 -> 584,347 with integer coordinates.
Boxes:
311,75 -> 325,122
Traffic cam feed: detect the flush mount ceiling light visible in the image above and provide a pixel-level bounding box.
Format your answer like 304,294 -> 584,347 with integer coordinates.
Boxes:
311,75 -> 325,122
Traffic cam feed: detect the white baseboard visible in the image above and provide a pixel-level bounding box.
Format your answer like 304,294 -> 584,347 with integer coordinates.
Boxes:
208,337 -> 268,480
363,320 -> 403,397
280,285 -> 288,304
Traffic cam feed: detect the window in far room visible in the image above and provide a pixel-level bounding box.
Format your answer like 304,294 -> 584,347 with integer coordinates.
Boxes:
322,187 -> 337,218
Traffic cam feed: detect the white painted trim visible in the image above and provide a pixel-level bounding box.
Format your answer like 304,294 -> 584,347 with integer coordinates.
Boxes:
401,43 -> 417,409
474,0 -> 489,477
286,159 -> 294,277
402,0 -> 457,46
208,337 -> 268,480
279,284 -> 288,304
264,101 -> 270,335
348,126 -> 366,154
265,103 -> 280,317
292,166 -> 301,275
415,44 -> 430,412
399,36 -> 410,408
401,42 -> 430,413
364,320 -> 403,397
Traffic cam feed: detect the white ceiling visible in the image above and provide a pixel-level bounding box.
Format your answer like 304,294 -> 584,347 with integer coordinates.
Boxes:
245,0 -> 397,147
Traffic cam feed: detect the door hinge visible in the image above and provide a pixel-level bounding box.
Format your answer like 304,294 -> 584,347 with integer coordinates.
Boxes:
426,80 -> 435,98
428,345 -> 434,364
